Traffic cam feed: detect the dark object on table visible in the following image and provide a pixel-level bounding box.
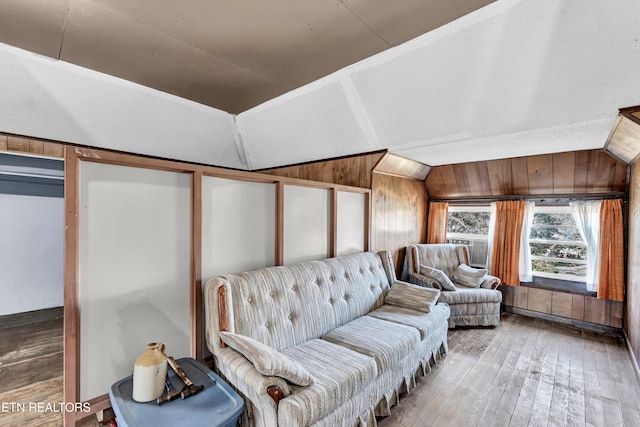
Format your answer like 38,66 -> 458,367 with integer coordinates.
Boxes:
109,358 -> 244,427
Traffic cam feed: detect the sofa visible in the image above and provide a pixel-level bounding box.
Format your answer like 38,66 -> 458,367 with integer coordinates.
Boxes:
204,251 -> 450,427
406,244 -> 502,328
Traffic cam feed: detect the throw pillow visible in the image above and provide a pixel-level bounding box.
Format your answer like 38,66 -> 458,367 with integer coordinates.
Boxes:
220,331 -> 314,386
453,263 -> 488,288
385,281 -> 440,313
419,265 -> 456,291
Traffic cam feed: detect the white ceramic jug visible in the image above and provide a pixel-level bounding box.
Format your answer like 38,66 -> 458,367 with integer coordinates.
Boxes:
132,342 -> 168,402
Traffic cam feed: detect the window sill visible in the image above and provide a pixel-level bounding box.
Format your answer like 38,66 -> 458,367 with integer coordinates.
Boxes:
520,276 -> 596,297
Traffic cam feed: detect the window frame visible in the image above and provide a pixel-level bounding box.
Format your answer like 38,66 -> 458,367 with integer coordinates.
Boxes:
444,203 -> 590,285
528,205 -> 587,283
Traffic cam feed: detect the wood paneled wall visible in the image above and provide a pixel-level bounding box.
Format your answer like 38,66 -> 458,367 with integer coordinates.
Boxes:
261,151 -> 385,189
265,152 -> 430,276
426,149 -> 627,199
501,286 -> 623,329
627,161 -> 640,365
371,172 -> 428,277
0,133 -> 64,158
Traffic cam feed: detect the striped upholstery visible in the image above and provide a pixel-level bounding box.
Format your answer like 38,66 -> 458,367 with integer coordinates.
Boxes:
322,316 -> 420,374
279,339 -> 378,426
204,251 -> 451,427
368,304 -> 447,341
406,244 -> 502,327
224,252 -> 390,350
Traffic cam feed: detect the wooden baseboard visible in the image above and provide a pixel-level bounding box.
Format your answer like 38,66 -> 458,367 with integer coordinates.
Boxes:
504,306 -> 623,335
623,330 -> 640,386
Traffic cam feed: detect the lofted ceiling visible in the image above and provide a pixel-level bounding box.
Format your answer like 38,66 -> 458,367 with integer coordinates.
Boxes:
2,1 -> 640,171
0,0 -> 493,115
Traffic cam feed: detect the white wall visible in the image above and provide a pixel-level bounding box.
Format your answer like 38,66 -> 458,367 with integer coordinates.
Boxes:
79,162 -> 191,401
283,185 -> 330,264
0,193 -> 63,316
0,42 -> 245,169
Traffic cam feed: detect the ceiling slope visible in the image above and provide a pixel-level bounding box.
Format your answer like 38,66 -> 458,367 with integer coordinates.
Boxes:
237,0 -> 640,169
0,0 -> 493,114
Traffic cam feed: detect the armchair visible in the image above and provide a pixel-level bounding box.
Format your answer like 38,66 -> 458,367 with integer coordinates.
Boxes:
406,244 -> 502,327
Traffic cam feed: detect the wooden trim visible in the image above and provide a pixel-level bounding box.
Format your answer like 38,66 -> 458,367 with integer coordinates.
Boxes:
364,192 -> 371,252
65,145 -> 372,413
329,188 -> 337,258
254,149 -> 387,172
75,394 -> 111,421
218,286 -> 228,348
275,181 -> 285,265
191,172 -> 203,361
73,147 -> 369,194
431,193 -> 627,204
624,330 -> 640,387
63,146 -> 80,427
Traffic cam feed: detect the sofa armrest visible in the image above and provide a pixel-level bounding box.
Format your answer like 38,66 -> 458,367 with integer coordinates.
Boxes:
216,347 -> 292,426
481,274 -> 501,289
409,272 -> 442,290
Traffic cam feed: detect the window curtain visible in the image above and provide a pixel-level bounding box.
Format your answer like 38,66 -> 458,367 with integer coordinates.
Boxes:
519,201 -> 536,282
570,201 -> 601,292
490,200 -> 525,286
598,199 -> 624,302
427,201 -> 449,243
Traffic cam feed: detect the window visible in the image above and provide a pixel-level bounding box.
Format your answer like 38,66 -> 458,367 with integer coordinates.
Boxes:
446,206 -> 491,268
445,204 -> 589,284
529,206 -> 586,282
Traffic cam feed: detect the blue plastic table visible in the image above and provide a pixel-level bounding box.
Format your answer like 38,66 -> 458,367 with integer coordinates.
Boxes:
109,357 -> 244,427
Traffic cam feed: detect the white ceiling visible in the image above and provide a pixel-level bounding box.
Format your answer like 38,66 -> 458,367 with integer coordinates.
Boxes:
2,0 -> 640,171
0,0 -> 492,114
239,0 -> 640,169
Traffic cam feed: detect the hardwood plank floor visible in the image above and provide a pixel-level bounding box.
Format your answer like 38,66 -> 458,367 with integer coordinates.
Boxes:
2,309 -> 639,426
0,308 -> 64,427
379,312 -> 640,427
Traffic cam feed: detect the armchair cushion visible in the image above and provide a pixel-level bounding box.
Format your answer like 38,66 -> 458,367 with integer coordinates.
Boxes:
419,265 -> 456,291
384,280 -> 440,313
453,264 -> 488,288
220,331 -> 314,386
481,274 -> 501,289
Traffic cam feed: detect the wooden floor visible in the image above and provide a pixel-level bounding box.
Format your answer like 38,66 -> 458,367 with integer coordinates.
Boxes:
0,308 -> 64,427
2,310 -> 640,426
379,312 -> 640,427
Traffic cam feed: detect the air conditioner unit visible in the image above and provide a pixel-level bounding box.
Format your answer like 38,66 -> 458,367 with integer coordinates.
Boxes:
447,238 -> 488,268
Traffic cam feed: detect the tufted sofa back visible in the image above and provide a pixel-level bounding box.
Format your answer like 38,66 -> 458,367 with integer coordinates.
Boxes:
205,251 -> 394,353
406,244 -> 470,279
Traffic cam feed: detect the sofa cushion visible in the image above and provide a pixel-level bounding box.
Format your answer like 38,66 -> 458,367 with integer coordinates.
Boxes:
439,287 -> 502,304
367,303 -> 451,340
220,332 -> 313,386
279,339 -> 378,426
419,265 -> 456,291
453,264 -> 488,288
384,281 -> 440,313
321,316 -> 420,374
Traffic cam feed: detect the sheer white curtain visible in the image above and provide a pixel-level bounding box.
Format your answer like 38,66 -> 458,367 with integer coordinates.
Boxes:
486,202 -> 497,274
570,201 -> 601,292
519,201 -> 535,282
